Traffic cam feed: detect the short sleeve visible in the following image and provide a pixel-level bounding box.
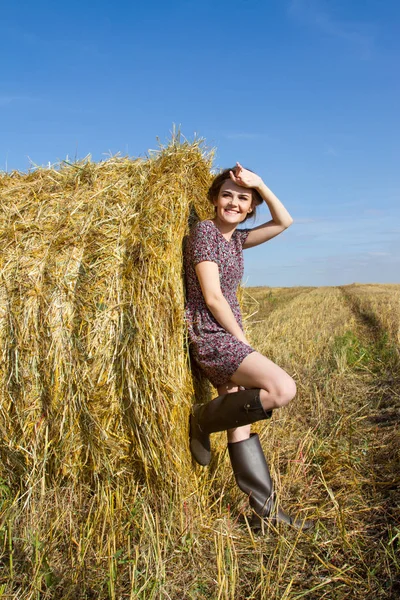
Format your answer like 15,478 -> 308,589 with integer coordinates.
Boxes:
235,228 -> 251,247
190,221 -> 219,266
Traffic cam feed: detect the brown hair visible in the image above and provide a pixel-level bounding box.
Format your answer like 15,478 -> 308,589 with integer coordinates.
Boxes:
207,167 -> 263,223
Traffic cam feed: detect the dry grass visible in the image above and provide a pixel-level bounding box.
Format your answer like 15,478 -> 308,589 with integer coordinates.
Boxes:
0,138 -> 213,492
0,142 -> 399,598
340,284 -> 400,350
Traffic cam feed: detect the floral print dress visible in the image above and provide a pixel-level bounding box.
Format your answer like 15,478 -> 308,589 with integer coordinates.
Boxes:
184,220 -> 255,387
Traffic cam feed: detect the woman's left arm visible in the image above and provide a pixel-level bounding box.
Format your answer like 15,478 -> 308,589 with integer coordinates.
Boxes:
230,163 -> 294,249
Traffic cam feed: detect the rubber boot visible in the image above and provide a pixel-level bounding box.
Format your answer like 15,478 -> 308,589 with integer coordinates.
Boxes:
228,433 -> 313,531
189,388 -> 272,466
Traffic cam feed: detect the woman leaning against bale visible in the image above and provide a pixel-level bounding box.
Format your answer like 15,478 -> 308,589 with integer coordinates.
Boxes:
184,163 -> 312,530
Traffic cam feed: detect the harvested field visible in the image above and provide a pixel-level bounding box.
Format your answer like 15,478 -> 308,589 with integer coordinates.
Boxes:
0,145 -> 399,598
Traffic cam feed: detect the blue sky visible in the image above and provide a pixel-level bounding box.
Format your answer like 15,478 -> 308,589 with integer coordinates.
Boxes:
1,0 -> 399,286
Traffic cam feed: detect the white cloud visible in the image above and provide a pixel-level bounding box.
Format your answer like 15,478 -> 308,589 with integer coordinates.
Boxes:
323,144 -> 337,157
245,246 -> 399,286
287,0 -> 376,59
6,25 -> 107,58
224,133 -> 268,141
292,217 -> 318,224
0,95 -> 39,107
363,208 -> 386,217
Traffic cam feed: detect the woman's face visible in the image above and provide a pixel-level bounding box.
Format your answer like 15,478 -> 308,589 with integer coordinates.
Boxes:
213,180 -> 254,226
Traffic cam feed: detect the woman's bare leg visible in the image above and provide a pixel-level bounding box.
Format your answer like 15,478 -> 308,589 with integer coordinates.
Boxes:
230,351 -> 296,412
216,382 -> 251,444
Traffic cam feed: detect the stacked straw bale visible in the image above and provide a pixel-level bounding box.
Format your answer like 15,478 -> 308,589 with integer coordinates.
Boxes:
0,140 -> 214,492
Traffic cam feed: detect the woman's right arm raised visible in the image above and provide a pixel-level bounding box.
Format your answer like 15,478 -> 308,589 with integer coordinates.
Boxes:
195,261 -> 250,346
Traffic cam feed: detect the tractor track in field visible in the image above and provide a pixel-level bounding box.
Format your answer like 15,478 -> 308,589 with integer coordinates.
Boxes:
338,284 -> 400,416
338,285 -> 388,344
337,285 -> 400,569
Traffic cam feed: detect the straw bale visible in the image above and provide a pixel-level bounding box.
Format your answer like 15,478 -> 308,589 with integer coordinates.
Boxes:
0,140 -> 214,492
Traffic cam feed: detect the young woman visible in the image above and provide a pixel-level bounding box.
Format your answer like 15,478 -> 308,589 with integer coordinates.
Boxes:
184,163 -> 311,530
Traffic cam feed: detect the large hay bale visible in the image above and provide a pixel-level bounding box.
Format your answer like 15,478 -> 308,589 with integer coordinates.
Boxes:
0,139 -> 214,492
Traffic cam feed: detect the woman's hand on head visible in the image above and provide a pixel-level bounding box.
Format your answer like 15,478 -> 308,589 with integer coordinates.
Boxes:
230,162 -> 262,190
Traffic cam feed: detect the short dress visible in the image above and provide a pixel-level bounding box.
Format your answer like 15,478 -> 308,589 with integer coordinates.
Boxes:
184,219 -> 255,387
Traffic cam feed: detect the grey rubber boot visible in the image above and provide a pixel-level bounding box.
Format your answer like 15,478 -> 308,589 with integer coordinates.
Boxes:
189,388 -> 271,466
228,433 -> 313,531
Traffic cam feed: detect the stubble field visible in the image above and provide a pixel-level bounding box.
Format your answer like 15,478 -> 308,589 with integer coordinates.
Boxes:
1,282 -> 399,599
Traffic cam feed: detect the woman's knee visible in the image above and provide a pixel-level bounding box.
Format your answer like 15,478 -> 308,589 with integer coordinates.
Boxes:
275,377 -> 296,407
230,353 -> 297,408
261,376 -> 296,408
